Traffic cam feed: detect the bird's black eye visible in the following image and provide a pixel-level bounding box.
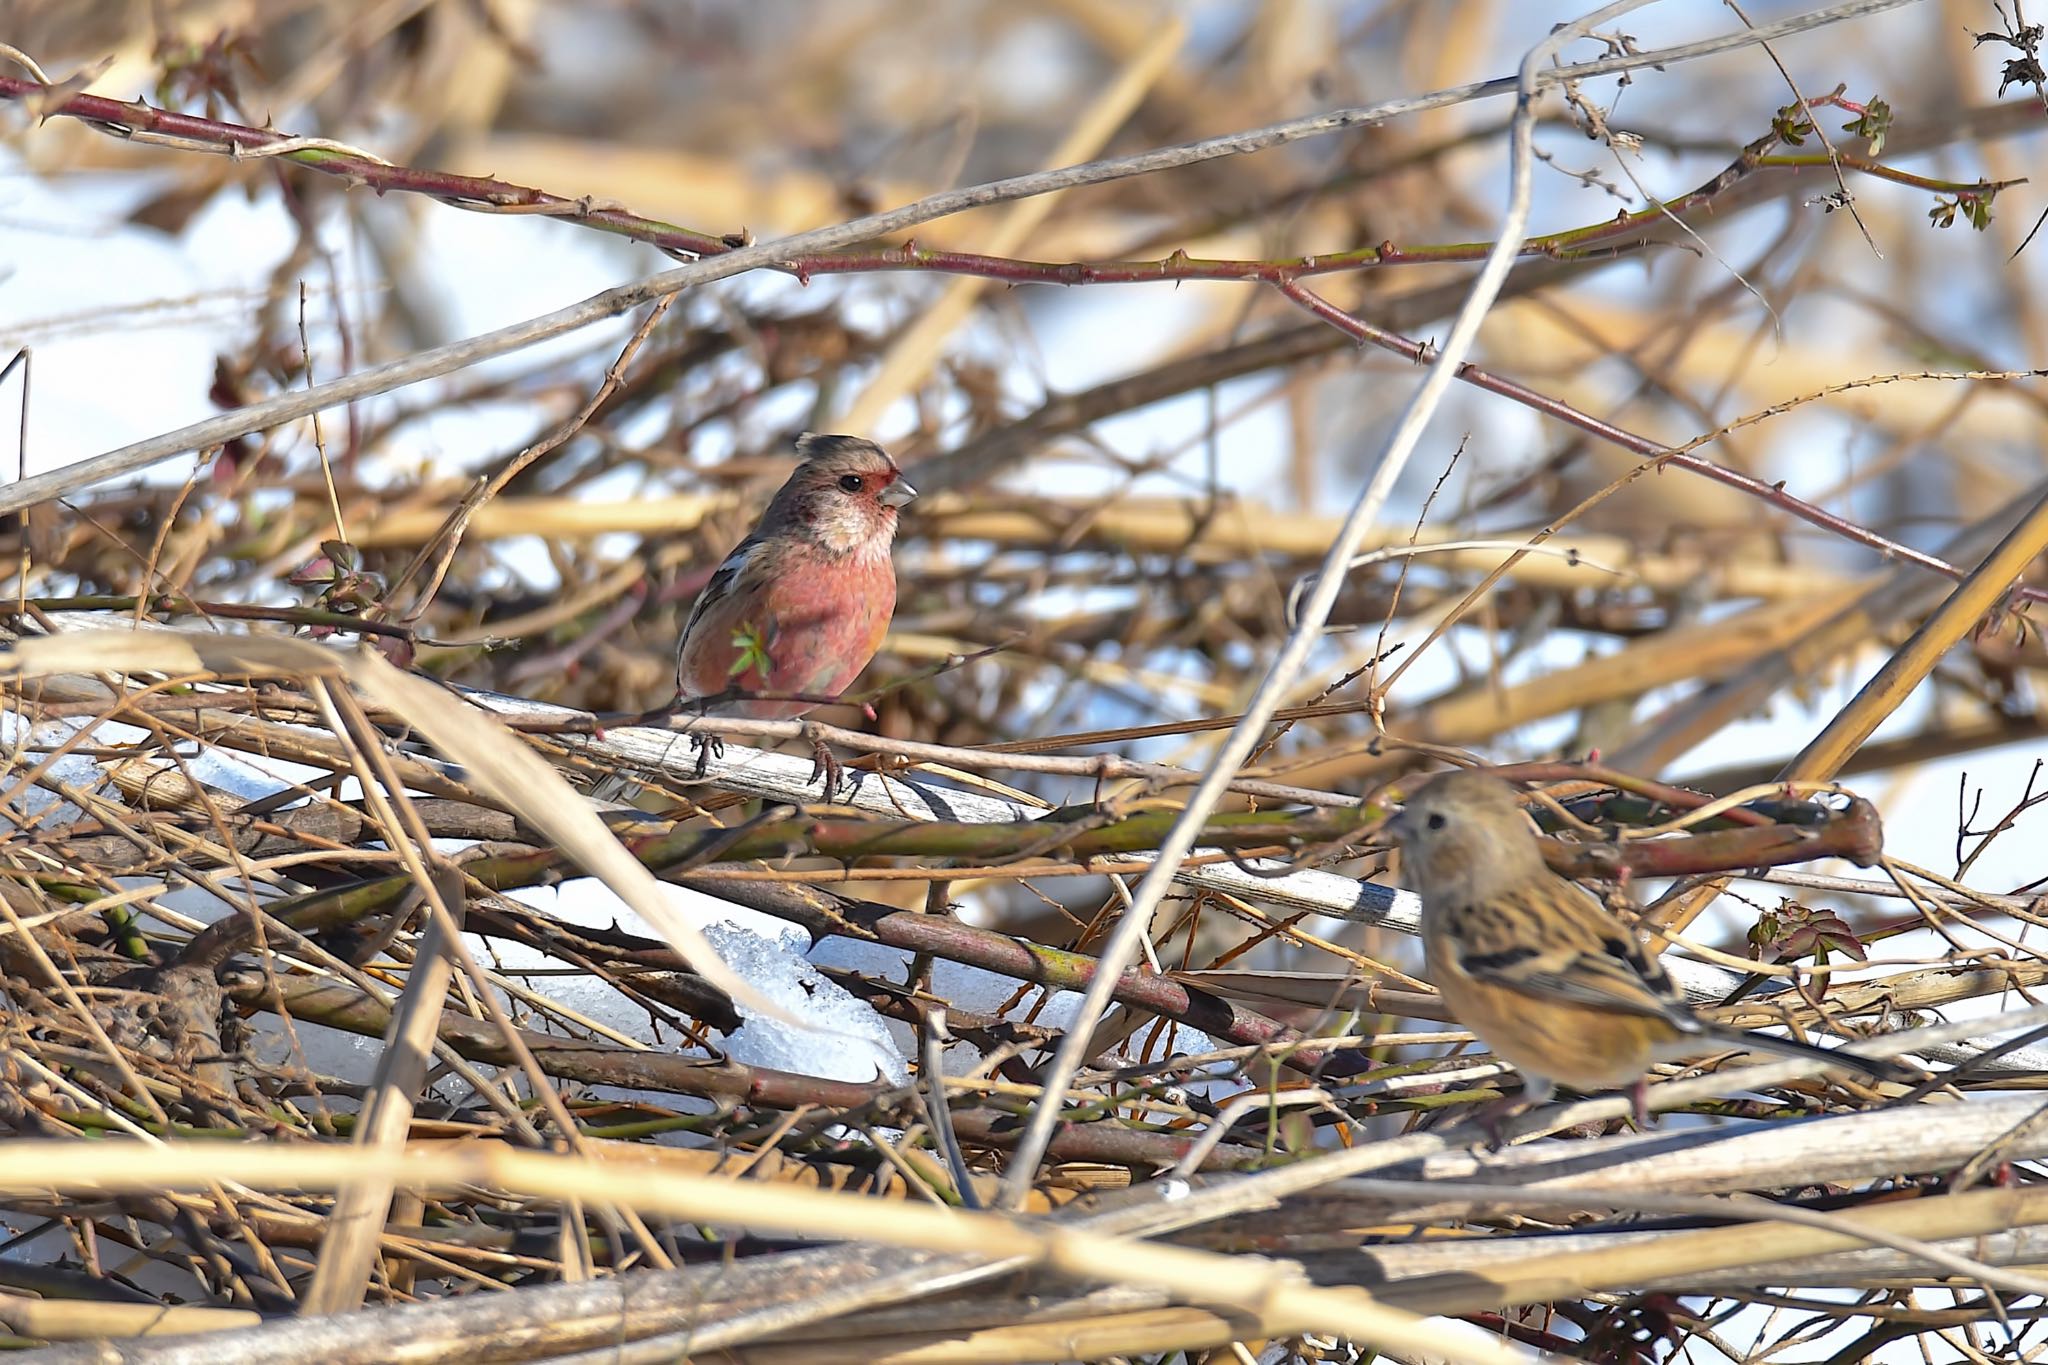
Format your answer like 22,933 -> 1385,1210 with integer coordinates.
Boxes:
837,474 -> 864,493
1425,812 -> 1448,831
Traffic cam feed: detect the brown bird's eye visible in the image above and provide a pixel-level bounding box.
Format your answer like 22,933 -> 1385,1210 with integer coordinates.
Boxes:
838,474 -> 864,493
1426,812 -> 1448,830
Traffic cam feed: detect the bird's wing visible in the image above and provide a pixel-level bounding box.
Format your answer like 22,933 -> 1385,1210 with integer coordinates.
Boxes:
1445,880 -> 1701,1030
676,536 -> 767,658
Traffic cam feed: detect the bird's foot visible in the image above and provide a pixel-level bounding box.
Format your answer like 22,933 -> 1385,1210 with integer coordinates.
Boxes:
1473,1092 -> 1535,1151
1468,1073 -> 1561,1150
1628,1076 -> 1653,1129
807,735 -> 845,799
690,732 -> 724,778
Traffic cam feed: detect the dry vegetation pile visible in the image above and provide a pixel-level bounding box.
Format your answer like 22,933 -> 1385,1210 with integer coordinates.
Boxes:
4,2 -> 2048,1362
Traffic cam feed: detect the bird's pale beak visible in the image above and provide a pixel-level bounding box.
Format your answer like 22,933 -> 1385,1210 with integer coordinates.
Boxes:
878,477 -> 918,509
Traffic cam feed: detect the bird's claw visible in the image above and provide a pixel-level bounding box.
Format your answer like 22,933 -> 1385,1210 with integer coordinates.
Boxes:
690,732 -> 725,778
808,736 -> 845,799
1473,1093 -> 1534,1151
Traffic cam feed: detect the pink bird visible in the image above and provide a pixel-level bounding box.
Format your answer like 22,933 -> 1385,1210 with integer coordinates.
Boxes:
670,433 -> 915,787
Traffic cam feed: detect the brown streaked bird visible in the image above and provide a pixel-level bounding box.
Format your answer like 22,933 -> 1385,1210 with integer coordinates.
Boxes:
1385,769 -> 1915,1125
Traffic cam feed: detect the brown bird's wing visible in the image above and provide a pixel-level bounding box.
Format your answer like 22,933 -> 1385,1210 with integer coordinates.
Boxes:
1438,877 -> 1916,1085
676,534 -> 769,660
1441,879 -> 1703,1032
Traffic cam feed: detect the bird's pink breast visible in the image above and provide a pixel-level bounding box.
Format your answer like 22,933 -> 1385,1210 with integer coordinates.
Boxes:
678,544 -> 897,717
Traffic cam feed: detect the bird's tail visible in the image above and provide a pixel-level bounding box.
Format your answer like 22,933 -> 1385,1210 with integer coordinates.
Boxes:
1700,1022 -> 1920,1083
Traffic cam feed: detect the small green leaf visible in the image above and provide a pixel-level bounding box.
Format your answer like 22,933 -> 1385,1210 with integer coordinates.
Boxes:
1842,96 -> 1891,155
1770,102 -> 1813,146
1930,190 -> 2001,232
1746,909 -> 1783,956
728,623 -> 774,681
319,539 -> 363,572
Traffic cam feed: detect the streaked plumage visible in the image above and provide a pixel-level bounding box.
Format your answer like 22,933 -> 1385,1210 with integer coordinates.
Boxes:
1386,769 -> 1913,1112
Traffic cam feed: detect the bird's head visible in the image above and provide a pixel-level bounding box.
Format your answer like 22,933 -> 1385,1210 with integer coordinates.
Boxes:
767,433 -> 917,556
1385,769 -> 1549,900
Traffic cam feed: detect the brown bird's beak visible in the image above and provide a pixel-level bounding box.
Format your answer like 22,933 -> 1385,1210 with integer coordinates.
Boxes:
879,476 -> 918,509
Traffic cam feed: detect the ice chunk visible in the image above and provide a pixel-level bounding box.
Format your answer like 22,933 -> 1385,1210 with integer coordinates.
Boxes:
524,880 -> 908,1085
704,919 -> 908,1085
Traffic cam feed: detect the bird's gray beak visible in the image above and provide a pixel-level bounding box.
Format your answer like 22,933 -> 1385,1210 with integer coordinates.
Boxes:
879,477 -> 918,509
1382,807 -> 1413,843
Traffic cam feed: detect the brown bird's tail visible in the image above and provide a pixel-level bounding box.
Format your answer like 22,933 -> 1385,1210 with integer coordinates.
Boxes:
1697,1023 -> 1920,1083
